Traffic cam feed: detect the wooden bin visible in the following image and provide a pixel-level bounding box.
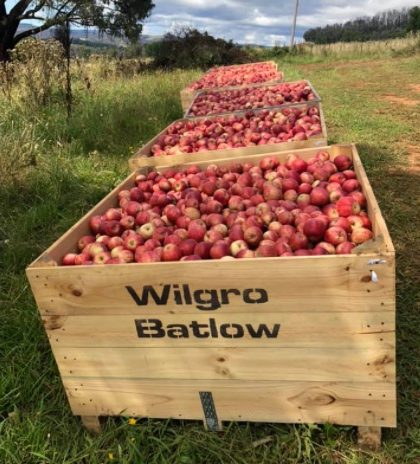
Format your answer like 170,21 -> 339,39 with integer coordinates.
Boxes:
184,79 -> 322,118
27,144 -> 395,445
180,61 -> 283,112
129,102 -> 328,170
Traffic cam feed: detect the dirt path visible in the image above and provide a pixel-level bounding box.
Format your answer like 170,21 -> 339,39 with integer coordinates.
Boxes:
383,95 -> 419,106
406,144 -> 420,174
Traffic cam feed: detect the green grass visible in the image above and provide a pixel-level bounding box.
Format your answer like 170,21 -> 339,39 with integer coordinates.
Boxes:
1,54 -> 420,463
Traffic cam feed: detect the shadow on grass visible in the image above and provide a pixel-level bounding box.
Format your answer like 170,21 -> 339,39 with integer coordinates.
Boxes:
354,143 -> 420,432
0,160 -> 124,275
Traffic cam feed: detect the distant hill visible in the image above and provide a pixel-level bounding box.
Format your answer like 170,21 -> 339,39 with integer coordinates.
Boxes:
18,22 -> 162,47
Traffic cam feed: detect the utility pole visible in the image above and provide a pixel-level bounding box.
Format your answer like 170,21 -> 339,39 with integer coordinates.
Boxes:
290,0 -> 300,48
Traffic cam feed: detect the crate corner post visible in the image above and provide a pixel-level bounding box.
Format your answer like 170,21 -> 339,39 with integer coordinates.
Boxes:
80,415 -> 102,434
357,426 -> 382,450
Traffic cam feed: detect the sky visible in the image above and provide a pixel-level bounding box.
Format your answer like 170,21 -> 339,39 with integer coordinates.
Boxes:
142,0 -> 419,45
6,0 -> 420,46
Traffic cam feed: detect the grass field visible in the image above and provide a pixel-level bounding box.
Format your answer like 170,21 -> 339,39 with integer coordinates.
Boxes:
1,52 -> 420,463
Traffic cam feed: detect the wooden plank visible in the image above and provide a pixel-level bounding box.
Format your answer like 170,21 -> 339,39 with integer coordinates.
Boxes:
129,102 -> 327,170
53,346 -> 395,382
351,145 -> 395,253
63,378 -> 396,427
44,311 -> 395,349
28,253 -> 395,316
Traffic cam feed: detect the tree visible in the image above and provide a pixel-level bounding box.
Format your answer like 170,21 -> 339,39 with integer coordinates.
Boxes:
303,7 -> 411,44
408,6 -> 420,32
147,28 -> 251,70
0,1 -> 154,61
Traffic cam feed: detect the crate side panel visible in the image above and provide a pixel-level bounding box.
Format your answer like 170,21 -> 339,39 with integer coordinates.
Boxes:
53,345 -> 395,382
64,378 -> 396,427
29,254 -> 395,316
44,311 -> 395,349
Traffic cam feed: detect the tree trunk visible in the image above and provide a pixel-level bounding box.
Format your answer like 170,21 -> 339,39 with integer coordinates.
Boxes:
0,43 -> 9,61
0,19 -> 19,62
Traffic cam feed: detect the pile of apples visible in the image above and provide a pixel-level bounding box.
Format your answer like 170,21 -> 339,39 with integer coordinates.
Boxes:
187,81 -> 316,117
62,151 -> 373,266
188,62 -> 280,91
151,106 -> 322,157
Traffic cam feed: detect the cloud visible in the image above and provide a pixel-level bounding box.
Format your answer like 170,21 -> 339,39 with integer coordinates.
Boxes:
143,0 -> 419,45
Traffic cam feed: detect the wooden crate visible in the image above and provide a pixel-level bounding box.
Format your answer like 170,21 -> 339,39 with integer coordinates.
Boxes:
129,102 -> 328,170
27,144 -> 395,444
180,61 -> 283,112
184,79 -> 322,118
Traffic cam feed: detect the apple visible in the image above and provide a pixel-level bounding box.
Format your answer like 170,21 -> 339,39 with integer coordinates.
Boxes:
210,241 -> 230,259
194,241 -> 212,259
336,241 -> 355,254
351,227 -> 373,245
188,219 -> 207,241
93,251 -> 111,265
290,232 -> 309,251
336,197 -> 361,217
138,223 -> 155,240
78,235 -> 95,251
324,226 -> 347,246
243,226 -> 263,246
303,218 -> 327,242
310,187 -> 329,206
89,215 -> 102,234
333,155 -> 352,171
162,243 -> 182,261
124,234 -> 143,251
230,240 -> 248,257
62,253 -> 78,266
256,240 -> 277,257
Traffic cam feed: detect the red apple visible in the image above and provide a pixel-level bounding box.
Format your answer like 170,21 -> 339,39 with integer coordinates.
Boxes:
336,241 -> 355,254
336,197 -> 361,217
62,253 -> 78,266
333,155 -> 352,171
351,227 -> 373,245
78,235 -> 95,251
303,218 -> 327,242
324,226 -> 347,246
210,241 -> 230,259
162,243 -> 182,261
230,240 -> 248,257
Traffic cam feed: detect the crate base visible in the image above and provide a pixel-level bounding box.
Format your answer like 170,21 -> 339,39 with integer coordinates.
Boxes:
79,414 -> 382,448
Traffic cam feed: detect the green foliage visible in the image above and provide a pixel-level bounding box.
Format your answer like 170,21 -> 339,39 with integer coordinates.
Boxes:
303,7 -> 412,44
408,6 -> 420,32
146,28 -> 251,69
0,0 -> 155,61
0,39 -> 66,107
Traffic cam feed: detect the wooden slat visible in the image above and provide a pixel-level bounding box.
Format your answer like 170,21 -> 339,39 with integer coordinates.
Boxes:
63,378 -> 396,427
350,145 -> 395,253
44,311 -> 395,349
28,253 -> 395,316
53,346 -> 395,383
